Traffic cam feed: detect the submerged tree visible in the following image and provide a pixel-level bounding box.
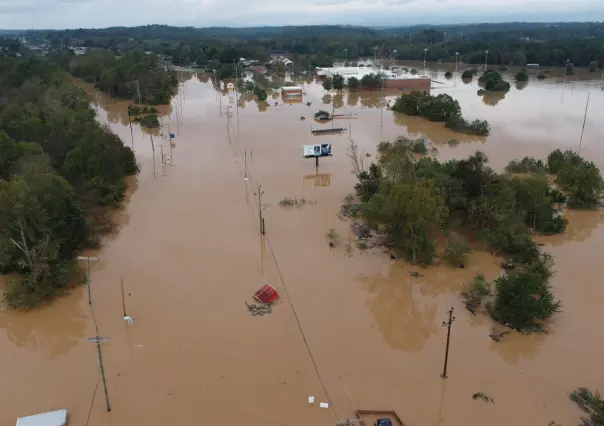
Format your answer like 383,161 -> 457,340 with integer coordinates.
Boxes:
490,268 -> 561,332
364,179 -> 448,265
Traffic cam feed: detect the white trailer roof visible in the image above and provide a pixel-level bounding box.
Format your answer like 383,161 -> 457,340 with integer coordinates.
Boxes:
16,409 -> 67,426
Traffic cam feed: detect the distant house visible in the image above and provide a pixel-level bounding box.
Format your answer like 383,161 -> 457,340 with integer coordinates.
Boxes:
70,46 -> 88,56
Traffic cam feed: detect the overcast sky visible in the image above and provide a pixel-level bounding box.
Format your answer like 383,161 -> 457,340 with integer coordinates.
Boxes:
0,0 -> 603,30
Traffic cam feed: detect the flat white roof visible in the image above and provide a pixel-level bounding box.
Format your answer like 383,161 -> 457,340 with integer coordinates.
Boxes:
16,409 -> 67,426
281,86 -> 303,91
316,66 -> 428,80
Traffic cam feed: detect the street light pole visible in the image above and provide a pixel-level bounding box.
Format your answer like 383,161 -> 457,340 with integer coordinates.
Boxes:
344,48 -> 348,64
423,48 -> 428,74
440,307 -> 456,379
484,50 -> 489,72
77,256 -> 99,305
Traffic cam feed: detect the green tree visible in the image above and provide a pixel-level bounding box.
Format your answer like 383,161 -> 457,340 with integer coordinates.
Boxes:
322,78 -> 333,90
461,70 -> 473,79
490,269 -> 561,332
364,179 -> 448,265
332,73 -> 345,90
347,76 -> 360,91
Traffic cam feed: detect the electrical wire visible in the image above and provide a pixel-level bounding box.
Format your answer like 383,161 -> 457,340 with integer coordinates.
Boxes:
84,370 -> 100,426
225,114 -> 340,421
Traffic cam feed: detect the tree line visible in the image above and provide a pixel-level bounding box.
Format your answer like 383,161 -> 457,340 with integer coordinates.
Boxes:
0,56 -> 139,308
48,48 -> 178,104
349,137 -> 603,332
31,22 -> 604,72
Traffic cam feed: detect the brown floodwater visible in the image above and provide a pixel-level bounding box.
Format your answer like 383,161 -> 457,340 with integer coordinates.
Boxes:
1,69 -> 603,426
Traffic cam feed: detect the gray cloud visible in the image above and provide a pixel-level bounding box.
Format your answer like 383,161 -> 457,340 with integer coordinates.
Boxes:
0,0 -> 602,29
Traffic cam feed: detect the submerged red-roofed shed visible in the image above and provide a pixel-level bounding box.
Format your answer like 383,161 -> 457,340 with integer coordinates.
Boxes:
253,284 -> 280,304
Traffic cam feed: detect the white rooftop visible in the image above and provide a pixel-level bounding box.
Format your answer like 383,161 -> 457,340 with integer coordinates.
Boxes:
281,86 -> 303,91
16,409 -> 67,426
316,66 -> 428,80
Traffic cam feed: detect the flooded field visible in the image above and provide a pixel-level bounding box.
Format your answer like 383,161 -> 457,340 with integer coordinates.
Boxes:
1,69 -> 603,426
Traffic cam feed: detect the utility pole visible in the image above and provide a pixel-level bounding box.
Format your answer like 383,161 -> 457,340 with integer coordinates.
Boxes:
120,277 -> 127,318
255,184 -> 268,235
160,144 -> 165,174
150,133 -> 156,177
244,148 -> 248,181
77,256 -> 99,305
484,50 -> 489,72
380,71 -> 385,131
578,92 -> 591,155
234,60 -> 240,137
86,335 -> 111,411
440,307 -> 456,379
136,79 -> 141,105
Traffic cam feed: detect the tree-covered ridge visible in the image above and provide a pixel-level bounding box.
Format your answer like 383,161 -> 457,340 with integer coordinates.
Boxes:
30,22 -> 604,69
351,138 -> 602,332
0,56 -> 139,308
50,49 -> 178,104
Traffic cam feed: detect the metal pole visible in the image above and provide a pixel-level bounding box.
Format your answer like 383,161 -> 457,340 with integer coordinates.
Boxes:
150,133 -> 156,178
244,148 -> 248,180
96,338 -> 111,411
258,185 -> 263,234
441,307 -> 455,379
121,277 -> 127,317
578,92 -> 590,155
87,257 -> 91,305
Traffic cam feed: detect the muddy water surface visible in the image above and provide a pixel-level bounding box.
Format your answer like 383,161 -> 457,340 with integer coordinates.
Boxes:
1,70 -> 603,426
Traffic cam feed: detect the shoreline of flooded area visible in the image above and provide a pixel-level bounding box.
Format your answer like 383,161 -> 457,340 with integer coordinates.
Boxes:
1,69 -> 603,426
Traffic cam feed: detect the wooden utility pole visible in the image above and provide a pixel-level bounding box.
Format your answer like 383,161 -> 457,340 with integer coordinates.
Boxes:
77,256 -> 98,305
150,133 -> 156,178
440,307 -> 456,379
86,335 -> 111,411
255,184 -> 268,235
120,277 -> 127,318
244,148 -> 248,181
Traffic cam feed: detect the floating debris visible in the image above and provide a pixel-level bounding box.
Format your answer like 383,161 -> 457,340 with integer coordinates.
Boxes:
300,116 -> 306,121
489,329 -> 511,343
472,392 -> 494,403
409,272 -> 423,278
245,302 -> 272,316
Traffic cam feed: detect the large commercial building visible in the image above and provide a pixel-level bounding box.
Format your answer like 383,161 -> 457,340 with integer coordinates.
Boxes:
315,66 -> 431,91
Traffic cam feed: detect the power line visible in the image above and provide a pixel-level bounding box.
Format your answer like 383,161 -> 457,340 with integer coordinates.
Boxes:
224,116 -> 339,421
84,370 -> 100,426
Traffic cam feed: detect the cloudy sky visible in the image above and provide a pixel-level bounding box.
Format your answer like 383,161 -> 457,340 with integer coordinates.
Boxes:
0,0 -> 603,30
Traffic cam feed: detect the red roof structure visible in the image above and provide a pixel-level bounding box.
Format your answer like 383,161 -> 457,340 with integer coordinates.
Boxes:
253,284 -> 280,304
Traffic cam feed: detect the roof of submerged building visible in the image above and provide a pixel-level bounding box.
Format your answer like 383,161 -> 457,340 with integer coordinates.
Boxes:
316,66 -> 429,80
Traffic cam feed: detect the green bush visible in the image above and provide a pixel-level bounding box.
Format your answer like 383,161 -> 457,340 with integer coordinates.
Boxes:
444,71 -> 453,79
515,70 -> 529,82
537,73 -> 546,80
443,236 -> 471,266
461,70 -> 473,79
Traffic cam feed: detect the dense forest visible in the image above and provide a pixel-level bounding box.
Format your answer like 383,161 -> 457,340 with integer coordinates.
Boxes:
345,137 -> 603,332
49,48 -> 178,104
26,22 -> 604,71
0,56 -> 139,308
